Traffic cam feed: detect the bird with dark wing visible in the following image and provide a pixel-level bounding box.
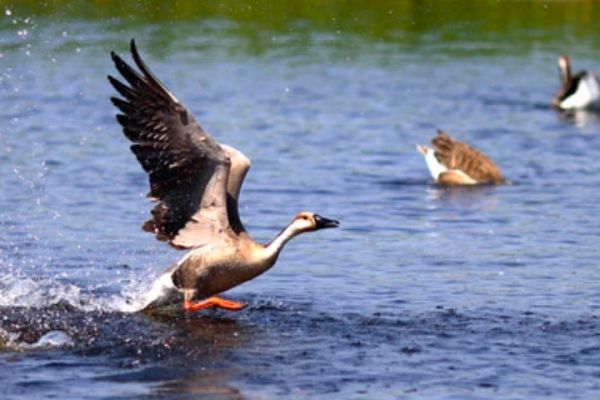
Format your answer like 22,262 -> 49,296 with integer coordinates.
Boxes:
108,40 -> 339,312
552,56 -> 600,110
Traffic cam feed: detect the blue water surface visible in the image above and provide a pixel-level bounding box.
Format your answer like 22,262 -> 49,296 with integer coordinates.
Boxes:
1,7 -> 600,400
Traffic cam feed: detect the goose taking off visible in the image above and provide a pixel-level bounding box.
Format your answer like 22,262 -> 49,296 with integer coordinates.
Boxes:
108,40 -> 339,312
552,56 -> 600,110
416,130 -> 504,186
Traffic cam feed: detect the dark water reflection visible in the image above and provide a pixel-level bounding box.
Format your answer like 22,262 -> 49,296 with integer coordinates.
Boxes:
2,2 -> 600,399
3,303 -> 600,399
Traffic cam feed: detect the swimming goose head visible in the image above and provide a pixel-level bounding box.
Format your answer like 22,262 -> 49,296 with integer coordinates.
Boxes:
553,55 -> 576,108
558,55 -> 571,84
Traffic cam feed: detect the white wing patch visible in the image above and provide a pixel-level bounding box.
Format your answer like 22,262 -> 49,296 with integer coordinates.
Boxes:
561,73 -> 600,110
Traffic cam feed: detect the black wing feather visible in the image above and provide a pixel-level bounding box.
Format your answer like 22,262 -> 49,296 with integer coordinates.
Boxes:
108,39 -> 228,243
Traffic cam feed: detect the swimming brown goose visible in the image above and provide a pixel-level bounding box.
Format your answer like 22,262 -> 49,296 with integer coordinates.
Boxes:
552,56 -> 600,110
108,40 -> 339,312
416,130 -> 504,186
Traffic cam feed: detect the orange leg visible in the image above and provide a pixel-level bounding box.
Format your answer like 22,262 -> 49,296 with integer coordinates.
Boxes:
183,296 -> 246,312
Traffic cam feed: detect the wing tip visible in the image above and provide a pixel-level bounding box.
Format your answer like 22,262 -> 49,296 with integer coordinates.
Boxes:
130,38 -> 140,62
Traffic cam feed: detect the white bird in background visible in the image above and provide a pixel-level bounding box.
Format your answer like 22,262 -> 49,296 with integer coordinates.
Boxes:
552,55 -> 600,110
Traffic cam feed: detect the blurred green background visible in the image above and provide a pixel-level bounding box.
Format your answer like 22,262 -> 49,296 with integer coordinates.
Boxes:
2,0 -> 599,50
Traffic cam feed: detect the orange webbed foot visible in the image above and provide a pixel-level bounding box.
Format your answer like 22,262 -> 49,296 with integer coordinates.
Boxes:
183,296 -> 246,312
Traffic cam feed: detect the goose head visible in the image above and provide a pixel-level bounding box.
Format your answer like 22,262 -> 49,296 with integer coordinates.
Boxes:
290,212 -> 340,234
264,211 -> 339,257
558,55 -> 572,84
553,55 -> 575,108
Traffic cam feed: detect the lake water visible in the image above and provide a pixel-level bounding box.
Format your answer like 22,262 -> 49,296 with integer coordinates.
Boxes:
2,2 -> 600,399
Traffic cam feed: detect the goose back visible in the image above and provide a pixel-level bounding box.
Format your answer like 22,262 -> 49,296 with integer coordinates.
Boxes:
430,130 -> 503,185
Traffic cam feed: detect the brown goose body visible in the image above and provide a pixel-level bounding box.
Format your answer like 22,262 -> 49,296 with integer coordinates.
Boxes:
417,130 -> 503,186
108,40 -> 339,312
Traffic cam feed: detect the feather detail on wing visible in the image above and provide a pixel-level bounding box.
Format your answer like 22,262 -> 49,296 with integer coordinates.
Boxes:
108,39 -> 232,248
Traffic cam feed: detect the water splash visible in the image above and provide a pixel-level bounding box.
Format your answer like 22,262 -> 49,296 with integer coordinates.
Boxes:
22,330 -> 74,348
110,273 -> 168,313
0,264 -> 163,314
0,327 -> 73,350
0,273 -> 85,309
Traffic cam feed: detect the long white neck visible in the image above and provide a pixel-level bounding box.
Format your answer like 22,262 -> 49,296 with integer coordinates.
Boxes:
262,222 -> 304,262
559,57 -> 571,83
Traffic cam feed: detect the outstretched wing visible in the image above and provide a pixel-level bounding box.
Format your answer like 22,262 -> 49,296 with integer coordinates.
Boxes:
108,39 -> 231,248
432,130 -> 503,184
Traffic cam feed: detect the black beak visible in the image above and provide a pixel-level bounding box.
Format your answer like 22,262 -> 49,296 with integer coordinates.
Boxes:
314,214 -> 340,230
